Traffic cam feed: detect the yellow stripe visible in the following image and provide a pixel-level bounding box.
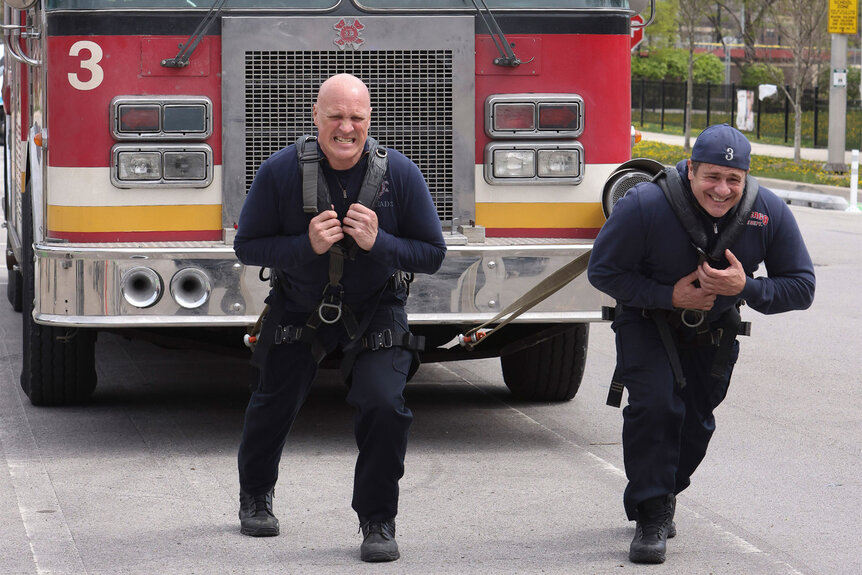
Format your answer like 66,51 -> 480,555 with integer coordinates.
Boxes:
48,205 -> 222,233
476,202 -> 606,229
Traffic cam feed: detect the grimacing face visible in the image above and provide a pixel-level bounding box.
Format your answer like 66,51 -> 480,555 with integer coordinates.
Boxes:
687,160 -> 747,218
312,75 -> 372,171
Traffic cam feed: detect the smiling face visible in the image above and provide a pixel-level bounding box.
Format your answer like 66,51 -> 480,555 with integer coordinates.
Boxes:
687,160 -> 747,218
312,74 -> 372,171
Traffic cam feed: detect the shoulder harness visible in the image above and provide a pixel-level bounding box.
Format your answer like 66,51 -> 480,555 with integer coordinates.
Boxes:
653,166 -> 759,266
605,166 -> 755,408
248,135 -> 422,373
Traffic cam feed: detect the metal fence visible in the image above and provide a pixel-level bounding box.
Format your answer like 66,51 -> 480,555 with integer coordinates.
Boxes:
631,79 -> 862,150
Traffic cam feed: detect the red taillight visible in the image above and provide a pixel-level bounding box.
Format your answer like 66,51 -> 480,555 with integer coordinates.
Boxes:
494,103 -> 535,131
118,105 -> 160,132
538,104 -> 580,131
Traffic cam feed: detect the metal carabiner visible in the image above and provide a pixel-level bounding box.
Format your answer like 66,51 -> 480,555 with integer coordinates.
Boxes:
680,308 -> 706,328
318,301 -> 343,324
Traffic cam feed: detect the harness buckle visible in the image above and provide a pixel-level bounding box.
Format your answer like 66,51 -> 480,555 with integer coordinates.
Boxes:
368,329 -> 394,351
274,325 -> 303,345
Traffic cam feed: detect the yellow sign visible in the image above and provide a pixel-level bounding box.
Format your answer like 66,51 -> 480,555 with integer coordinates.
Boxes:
829,0 -> 858,34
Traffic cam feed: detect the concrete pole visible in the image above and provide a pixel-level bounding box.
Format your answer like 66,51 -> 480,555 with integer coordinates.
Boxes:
826,34 -> 848,172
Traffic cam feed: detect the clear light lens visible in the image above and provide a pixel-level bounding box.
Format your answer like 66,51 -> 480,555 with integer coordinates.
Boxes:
117,151 -> 161,180
493,149 -> 536,178
537,149 -> 580,178
163,105 -> 207,133
537,103 -> 580,131
118,105 -> 160,133
493,103 -> 535,131
163,151 -> 207,180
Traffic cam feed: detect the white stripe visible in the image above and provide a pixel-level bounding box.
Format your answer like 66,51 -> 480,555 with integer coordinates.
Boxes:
47,166 -> 223,206
475,163 -> 616,203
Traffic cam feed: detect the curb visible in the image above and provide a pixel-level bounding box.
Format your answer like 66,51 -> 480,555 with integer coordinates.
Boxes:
758,178 -> 850,211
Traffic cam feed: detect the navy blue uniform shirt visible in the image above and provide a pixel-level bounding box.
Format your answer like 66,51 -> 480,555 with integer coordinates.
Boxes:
588,161 -> 815,323
234,141 -> 447,312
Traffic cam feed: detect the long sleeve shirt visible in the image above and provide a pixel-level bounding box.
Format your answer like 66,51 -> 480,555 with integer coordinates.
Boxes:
234,141 -> 446,312
588,160 -> 815,323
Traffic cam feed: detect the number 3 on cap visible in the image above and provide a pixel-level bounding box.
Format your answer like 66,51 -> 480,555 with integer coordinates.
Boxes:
68,40 -> 104,91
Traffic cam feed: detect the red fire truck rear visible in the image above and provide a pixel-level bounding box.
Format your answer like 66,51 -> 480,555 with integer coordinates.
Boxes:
2,0 -> 656,405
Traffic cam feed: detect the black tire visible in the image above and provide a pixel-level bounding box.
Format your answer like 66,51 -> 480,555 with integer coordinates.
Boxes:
500,323 -> 589,402
20,181 -> 97,405
7,263 -> 22,312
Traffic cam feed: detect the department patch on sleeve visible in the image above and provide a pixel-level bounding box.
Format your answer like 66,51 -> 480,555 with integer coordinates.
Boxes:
747,211 -> 769,227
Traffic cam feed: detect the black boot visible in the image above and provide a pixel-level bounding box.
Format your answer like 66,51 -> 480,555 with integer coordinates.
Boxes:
629,493 -> 675,564
359,519 -> 400,562
239,488 -> 279,537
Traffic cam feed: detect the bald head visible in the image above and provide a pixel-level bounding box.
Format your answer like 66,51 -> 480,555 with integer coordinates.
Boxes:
316,73 -> 371,108
313,74 -> 372,170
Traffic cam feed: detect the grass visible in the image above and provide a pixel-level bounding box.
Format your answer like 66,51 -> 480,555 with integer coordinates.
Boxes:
632,140 -> 852,188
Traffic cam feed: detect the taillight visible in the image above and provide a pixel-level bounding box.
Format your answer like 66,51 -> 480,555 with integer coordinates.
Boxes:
111,96 -> 212,139
485,94 -> 583,138
493,103 -> 535,131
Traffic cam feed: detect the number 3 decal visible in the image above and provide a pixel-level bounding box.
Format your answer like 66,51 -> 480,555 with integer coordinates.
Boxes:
68,41 -> 104,91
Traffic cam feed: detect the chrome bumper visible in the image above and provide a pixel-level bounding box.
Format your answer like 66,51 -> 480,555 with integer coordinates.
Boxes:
34,242 -> 609,327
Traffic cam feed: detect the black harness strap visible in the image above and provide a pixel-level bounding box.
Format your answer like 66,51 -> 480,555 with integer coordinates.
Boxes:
251,136 -> 402,372
654,166 -> 759,265
603,165 -> 758,408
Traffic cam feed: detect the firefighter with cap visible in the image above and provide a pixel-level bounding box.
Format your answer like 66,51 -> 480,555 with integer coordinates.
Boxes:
233,73 -> 446,562
588,124 -> 815,564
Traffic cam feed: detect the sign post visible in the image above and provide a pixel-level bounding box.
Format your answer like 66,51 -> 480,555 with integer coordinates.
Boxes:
826,0 -> 858,172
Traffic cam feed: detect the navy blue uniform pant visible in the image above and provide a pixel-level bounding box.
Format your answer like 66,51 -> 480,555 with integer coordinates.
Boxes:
237,304 -> 414,521
614,317 -> 740,520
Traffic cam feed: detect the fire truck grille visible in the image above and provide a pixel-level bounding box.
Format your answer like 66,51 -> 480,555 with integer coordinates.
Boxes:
244,51 -> 454,223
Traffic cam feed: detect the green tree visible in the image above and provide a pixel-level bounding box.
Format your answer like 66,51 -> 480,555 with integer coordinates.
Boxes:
643,0 -> 680,49
740,62 -> 785,88
678,0 -> 714,151
631,53 -> 669,80
692,53 -> 724,84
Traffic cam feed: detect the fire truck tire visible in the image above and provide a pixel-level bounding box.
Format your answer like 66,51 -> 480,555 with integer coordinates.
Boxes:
500,323 -> 588,402
20,183 -> 97,406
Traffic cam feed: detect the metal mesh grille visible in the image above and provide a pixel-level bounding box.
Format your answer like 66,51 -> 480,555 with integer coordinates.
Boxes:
244,50 -> 454,222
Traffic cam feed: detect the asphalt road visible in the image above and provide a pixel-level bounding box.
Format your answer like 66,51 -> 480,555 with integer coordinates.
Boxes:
0,205 -> 860,575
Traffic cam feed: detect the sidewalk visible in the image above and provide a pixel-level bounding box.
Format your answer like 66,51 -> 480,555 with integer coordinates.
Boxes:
639,131 -> 857,164
639,130 -> 857,211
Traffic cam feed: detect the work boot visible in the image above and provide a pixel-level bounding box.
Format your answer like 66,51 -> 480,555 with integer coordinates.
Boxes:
629,493 -> 675,564
359,518 -> 400,562
239,488 -> 279,537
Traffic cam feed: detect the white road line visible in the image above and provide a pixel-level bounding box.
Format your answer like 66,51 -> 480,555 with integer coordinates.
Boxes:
0,338 -> 87,574
437,361 -> 808,574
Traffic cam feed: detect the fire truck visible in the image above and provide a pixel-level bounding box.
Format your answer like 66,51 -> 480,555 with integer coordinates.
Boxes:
2,0 -> 657,405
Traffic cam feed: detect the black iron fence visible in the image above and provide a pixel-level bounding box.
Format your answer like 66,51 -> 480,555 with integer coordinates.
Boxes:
631,79 -> 862,150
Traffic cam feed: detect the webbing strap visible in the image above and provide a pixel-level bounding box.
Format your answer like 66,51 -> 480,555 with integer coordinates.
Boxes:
649,309 -> 688,389
461,250 -> 592,350
297,135 -> 323,214
655,166 -> 759,264
295,135 -> 388,218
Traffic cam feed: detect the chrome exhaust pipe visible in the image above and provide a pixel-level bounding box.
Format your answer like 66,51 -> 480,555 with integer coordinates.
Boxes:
121,267 -> 163,308
170,267 -> 211,309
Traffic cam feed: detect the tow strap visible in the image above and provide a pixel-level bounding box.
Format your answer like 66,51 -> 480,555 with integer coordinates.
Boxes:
438,249 -> 592,350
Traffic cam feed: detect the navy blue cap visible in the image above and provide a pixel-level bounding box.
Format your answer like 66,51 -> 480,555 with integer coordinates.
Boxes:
691,124 -> 751,171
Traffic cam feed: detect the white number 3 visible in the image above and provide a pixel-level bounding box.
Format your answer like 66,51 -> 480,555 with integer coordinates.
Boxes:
68,41 -> 104,91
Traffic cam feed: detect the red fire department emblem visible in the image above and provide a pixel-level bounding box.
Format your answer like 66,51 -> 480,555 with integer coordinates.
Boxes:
334,18 -> 365,50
